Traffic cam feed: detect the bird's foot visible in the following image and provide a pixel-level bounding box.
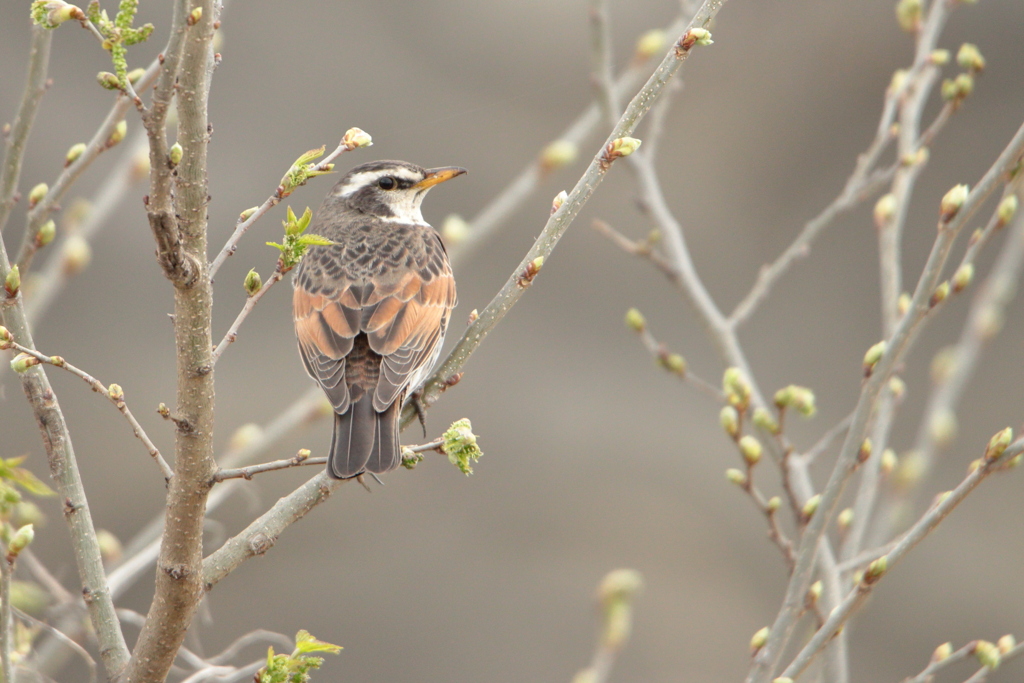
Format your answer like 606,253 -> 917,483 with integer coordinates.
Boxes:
410,390 -> 428,438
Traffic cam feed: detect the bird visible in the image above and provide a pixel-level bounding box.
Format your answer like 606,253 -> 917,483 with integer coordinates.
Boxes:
292,160 -> 465,479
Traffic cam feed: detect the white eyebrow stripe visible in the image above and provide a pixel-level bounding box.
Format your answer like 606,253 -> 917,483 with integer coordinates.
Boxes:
334,168 -> 423,197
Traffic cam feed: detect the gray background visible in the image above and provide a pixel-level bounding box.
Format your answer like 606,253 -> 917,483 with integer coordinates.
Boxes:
2,0 -> 1024,681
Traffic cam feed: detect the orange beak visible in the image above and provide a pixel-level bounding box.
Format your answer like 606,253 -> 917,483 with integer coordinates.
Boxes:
413,166 -> 467,189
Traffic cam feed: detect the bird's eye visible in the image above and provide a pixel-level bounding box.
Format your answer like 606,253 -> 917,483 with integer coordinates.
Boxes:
378,176 -> 396,190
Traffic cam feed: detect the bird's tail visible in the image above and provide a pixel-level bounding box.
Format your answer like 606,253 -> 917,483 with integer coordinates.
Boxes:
328,396 -> 401,479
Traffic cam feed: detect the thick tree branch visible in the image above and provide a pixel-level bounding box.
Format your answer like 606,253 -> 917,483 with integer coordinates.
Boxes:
124,0 -> 218,680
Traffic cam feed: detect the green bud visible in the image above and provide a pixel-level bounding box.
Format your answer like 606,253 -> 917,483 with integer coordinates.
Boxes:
36,219 -> 56,247
723,367 -> 751,412
97,71 -> 120,90
880,448 -> 898,475
442,418 -> 483,475
863,340 -> 887,376
28,182 -> 48,209
96,529 -> 123,564
808,580 -> 823,605
858,438 -> 873,463
897,292 -> 912,316
998,634 -> 1016,656
168,142 -> 183,166
874,193 -> 897,227
634,29 -> 667,61
725,468 -> 747,487
0,326 -> 11,350
929,49 -> 950,66
952,263 -> 974,293
341,127 -> 373,150
62,234 -> 92,274
984,427 -> 1013,460
539,139 -> 578,171
441,214 -> 470,246
65,142 -> 87,167
720,406 -> 740,438
932,642 -> 953,662
941,73 -> 974,102
750,626 -> 770,652
997,195 -> 1018,226
738,435 -> 762,466
187,6 -> 202,25
107,120 -> 127,147
895,0 -> 922,32
940,184 -> 969,221
31,0 -> 85,28
5,265 -> 21,297
752,407 -> 779,435
7,524 -> 34,559
662,352 -> 686,376
625,308 -> 646,332
930,280 -> 950,307
551,190 -> 568,214
107,383 -> 124,403
679,27 -> 713,50
957,43 -> 985,72
975,640 -> 1001,670
607,136 -> 642,159
127,67 -> 146,84
244,268 -> 262,296
801,494 -> 821,521
837,507 -> 854,531
889,69 -> 909,94
239,206 -> 259,222
766,496 -> 781,513
863,555 -> 888,584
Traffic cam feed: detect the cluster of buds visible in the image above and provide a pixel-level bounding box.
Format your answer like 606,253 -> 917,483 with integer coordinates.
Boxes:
723,367 -> 751,412
941,73 -> 974,104
773,385 -> 816,417
441,418 -> 483,475
266,206 -> 332,270
974,640 -> 1001,670
895,0 -> 922,32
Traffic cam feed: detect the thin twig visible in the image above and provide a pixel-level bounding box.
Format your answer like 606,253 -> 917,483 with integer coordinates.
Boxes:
210,268 -> 284,365
777,438 -> 1024,680
3,341 -> 173,480
591,218 -> 681,283
214,451 -> 323,482
795,413 -> 855,466
634,325 -> 722,401
589,0 -> 619,129
208,139 -> 364,280
1,551 -> 13,683
17,608 -> 97,683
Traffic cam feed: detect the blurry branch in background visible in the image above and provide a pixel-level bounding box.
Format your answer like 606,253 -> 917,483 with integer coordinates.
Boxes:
572,569 -> 643,683
589,0 -> 1024,681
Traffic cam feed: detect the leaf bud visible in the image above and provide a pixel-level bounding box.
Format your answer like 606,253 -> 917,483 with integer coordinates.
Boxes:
127,67 -> 146,84
551,190 -> 568,214
725,468 -> 747,487
662,352 -> 686,376
678,27 -> 713,52
97,71 -> 120,90
168,142 -> 183,166
7,524 -> 34,560
952,263 -> 973,293
997,634 -> 1016,656
5,265 -> 21,297
107,383 -> 124,403
873,193 -> 897,227
837,507 -> 854,532
858,438 -> 873,463
341,127 -> 373,150
607,136 -> 642,159
243,268 -> 262,296
766,496 -> 781,513
928,49 -> 950,66
997,195 -> 1018,226
750,626 -> 770,653
239,206 -> 259,222
940,184 -> 969,221
974,640 -> 1000,670
36,219 -> 56,247
738,435 -> 762,466
28,182 -> 48,209
0,326 -> 11,350
187,6 -> 202,25
807,580 -> 823,606
984,427 -> 1013,461
106,120 -> 127,147
895,0 -> 922,32
723,367 -> 751,412
720,406 -> 740,438
801,494 -> 821,521
932,642 -> 953,662
863,340 -> 886,376
65,142 -> 86,166
956,43 -> 985,72
897,292 -> 912,316
624,308 -> 645,332
863,555 -> 888,584
752,407 -> 779,435
929,280 -> 950,307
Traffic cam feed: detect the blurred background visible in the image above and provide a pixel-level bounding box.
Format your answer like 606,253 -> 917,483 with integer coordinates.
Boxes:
2,0 -> 1024,680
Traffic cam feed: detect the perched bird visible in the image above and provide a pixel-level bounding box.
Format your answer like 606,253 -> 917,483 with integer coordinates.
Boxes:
293,160 -> 465,479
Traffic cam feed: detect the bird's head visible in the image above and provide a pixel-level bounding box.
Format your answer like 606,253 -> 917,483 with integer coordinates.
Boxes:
329,160 -> 466,225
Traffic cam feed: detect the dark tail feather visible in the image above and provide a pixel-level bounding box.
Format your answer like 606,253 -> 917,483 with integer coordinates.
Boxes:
327,397 -> 401,479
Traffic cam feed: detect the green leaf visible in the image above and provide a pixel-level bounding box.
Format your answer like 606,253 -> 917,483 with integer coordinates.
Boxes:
297,234 -> 333,247
294,630 -> 342,655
